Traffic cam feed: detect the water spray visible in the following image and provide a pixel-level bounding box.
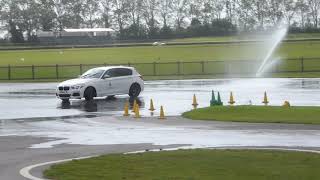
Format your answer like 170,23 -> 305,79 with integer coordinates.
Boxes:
256,24 -> 288,77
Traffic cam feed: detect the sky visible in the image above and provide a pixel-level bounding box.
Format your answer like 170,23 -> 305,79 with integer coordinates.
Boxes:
0,30 -> 7,39
0,21 -> 7,39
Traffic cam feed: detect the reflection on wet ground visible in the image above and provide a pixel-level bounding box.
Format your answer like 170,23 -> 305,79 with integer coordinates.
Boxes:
58,97 -> 144,113
1,116 -> 320,149
0,78 -> 319,120
282,79 -> 320,89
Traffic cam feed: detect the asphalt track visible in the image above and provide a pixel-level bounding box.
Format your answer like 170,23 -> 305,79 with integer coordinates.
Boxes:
0,78 -> 320,120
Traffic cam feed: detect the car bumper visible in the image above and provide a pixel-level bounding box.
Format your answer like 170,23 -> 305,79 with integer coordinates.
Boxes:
56,89 -> 83,99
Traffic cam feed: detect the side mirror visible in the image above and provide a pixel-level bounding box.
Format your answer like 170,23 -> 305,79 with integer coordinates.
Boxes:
102,75 -> 110,79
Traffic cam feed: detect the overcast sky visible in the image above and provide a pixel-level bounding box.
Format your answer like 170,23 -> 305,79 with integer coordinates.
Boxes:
0,30 -> 7,38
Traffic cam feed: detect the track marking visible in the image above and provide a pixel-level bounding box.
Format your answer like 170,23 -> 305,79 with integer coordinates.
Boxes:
20,156 -> 94,180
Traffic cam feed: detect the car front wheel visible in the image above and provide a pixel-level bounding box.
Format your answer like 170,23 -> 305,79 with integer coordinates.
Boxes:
129,83 -> 141,98
84,87 -> 96,101
62,99 -> 70,103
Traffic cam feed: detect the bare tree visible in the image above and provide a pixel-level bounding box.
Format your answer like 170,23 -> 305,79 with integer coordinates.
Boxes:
6,0 -> 41,41
38,0 -> 57,31
237,0 -> 255,31
172,0 -> 189,30
158,0 -> 173,28
127,0 -> 143,26
1,0 -> 320,42
268,0 -> 284,25
141,0 -> 159,37
0,0 -> 7,27
308,0 -> 320,27
252,0 -> 268,29
296,0 -> 309,27
100,0 -> 113,28
225,0 -> 237,24
82,0 -> 99,28
281,0 -> 297,26
52,0 -> 65,31
113,0 -> 129,36
189,0 -> 203,20
62,0 -> 85,28
202,0 -> 224,23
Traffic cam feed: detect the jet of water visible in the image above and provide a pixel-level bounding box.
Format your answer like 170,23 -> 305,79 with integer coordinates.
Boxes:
256,26 -> 288,77
256,57 -> 281,77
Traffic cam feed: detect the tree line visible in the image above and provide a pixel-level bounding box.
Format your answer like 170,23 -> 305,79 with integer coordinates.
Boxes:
0,0 -> 320,43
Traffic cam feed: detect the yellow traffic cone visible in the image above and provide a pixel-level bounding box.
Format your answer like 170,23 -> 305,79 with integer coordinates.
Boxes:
149,99 -> 155,111
262,92 -> 269,106
123,101 -> 129,116
228,92 -> 235,105
159,106 -> 166,120
192,94 -> 198,109
134,105 -> 141,118
132,99 -> 137,112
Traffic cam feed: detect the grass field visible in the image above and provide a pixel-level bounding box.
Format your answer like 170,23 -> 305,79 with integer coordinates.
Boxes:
183,106 -> 320,124
44,149 -> 320,180
169,33 -> 320,43
0,40 -> 320,80
1,41 -> 320,66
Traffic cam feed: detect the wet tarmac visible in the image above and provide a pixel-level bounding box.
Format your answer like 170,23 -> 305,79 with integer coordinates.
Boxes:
0,78 -> 320,149
0,79 -> 320,120
0,78 -> 319,120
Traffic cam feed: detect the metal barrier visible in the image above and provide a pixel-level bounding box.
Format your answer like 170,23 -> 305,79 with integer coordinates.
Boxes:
0,57 -> 319,80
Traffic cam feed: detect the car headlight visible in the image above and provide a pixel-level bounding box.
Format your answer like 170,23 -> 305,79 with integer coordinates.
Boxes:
71,84 -> 85,90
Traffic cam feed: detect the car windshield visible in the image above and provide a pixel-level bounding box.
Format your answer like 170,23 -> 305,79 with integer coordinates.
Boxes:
80,69 -> 105,79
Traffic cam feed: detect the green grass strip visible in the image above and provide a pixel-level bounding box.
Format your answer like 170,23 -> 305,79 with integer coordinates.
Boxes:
44,149 -> 320,180
183,106 -> 320,124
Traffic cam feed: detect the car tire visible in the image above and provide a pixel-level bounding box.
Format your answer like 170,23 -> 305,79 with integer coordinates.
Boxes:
129,83 -> 141,98
62,99 -> 70,103
84,87 -> 96,101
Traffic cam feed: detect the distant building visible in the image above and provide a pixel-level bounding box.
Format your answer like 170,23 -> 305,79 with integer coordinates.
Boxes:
63,28 -> 115,37
37,28 -> 116,45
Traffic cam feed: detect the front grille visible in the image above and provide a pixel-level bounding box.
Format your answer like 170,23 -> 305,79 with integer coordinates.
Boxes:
63,86 -> 70,91
72,93 -> 80,96
59,94 -> 71,98
58,86 -> 63,90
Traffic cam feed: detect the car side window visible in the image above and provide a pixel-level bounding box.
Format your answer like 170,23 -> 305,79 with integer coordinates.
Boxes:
118,68 -> 132,76
104,69 -> 117,78
104,68 -> 132,78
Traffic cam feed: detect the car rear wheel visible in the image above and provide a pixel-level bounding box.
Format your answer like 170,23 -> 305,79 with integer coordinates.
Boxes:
129,83 -> 141,98
84,87 -> 96,101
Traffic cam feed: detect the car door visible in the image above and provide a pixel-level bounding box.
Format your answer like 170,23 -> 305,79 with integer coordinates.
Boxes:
100,70 -> 115,96
105,68 -> 133,95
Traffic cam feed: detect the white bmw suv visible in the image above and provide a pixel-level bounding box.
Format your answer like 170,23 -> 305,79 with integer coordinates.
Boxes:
56,66 -> 144,102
